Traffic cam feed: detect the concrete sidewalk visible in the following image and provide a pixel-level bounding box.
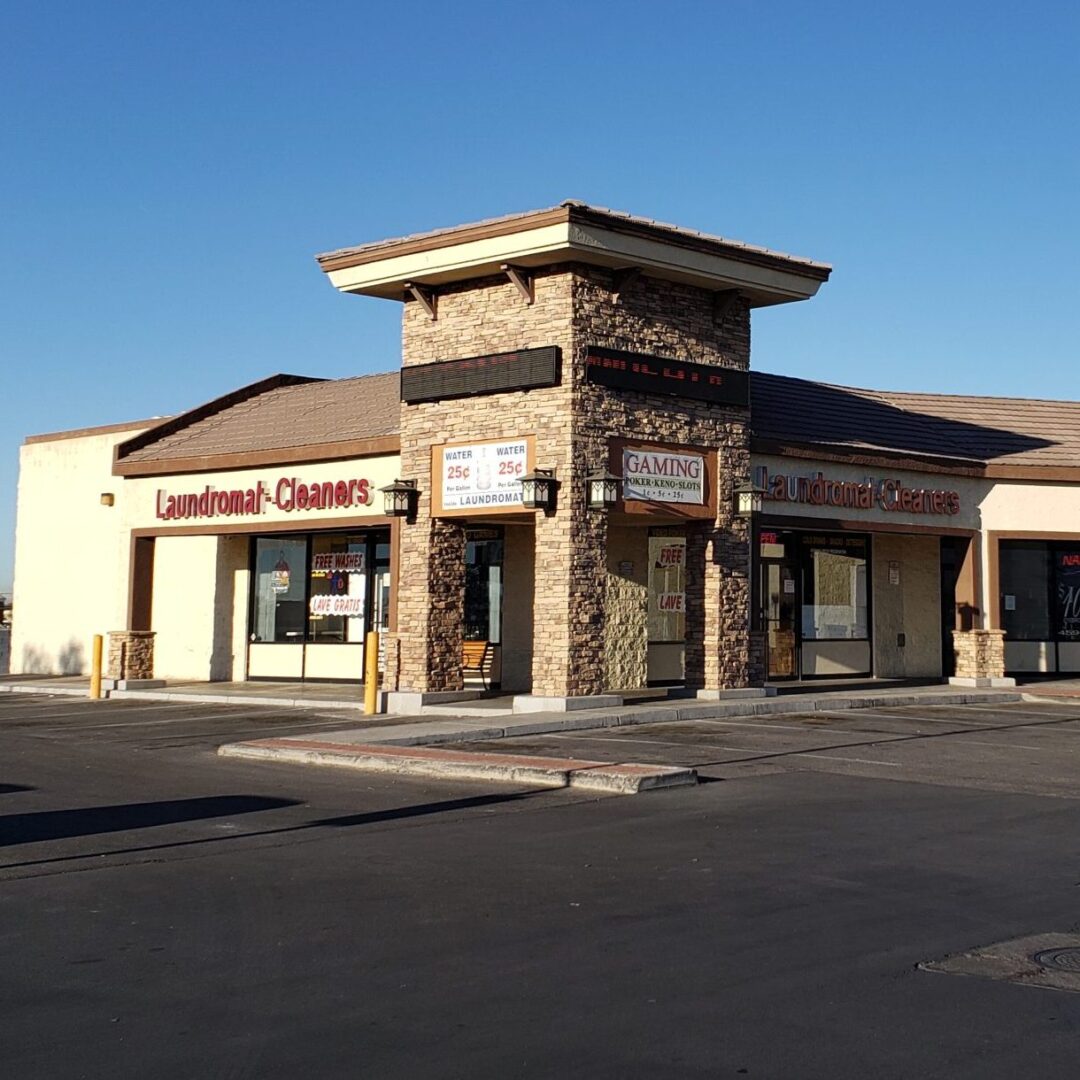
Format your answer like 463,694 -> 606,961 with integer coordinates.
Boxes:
1,676 -> 1025,747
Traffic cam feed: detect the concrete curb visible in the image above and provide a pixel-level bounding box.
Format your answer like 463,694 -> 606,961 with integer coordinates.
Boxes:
0,683 -> 89,698
351,689 -> 1026,746
218,738 -> 697,795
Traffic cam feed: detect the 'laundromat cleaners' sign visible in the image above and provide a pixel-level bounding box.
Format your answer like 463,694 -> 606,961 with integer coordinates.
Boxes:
622,449 -> 705,505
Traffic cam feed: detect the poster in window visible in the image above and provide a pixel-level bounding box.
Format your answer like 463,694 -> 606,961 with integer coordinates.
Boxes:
1056,552 -> 1080,639
270,554 -> 291,594
648,537 -> 686,642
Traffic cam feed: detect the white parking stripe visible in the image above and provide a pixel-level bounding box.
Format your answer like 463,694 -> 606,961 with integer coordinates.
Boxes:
962,704 -> 1080,719
797,752 -> 902,767
816,711 -> 986,727
689,717 -> 878,737
545,731 -> 763,754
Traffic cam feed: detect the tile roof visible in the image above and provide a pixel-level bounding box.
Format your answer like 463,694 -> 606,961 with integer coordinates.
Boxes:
750,372 -> 1075,468
121,371 -> 400,462
121,366 -> 1080,474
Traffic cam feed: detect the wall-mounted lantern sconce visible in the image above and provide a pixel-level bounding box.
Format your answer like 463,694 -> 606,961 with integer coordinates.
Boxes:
734,479 -> 766,518
380,479 -> 420,520
520,468 -> 558,513
100,492 -> 115,507
586,470 -> 621,510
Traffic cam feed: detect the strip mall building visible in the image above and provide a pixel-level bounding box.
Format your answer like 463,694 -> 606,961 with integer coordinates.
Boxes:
13,203 -> 1080,708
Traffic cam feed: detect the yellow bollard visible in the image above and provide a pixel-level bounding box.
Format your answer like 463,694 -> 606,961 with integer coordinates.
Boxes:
363,630 -> 380,715
89,634 -> 103,700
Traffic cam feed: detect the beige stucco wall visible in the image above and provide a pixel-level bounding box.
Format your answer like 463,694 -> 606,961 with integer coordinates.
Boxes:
12,425 -> 400,677
150,534 -> 250,682
753,455 -> 1080,635
11,429 -> 148,674
872,534 -> 942,677
977,480 -> 1080,626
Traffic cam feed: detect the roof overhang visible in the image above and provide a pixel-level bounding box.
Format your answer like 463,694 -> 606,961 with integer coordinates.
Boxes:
317,203 -> 831,309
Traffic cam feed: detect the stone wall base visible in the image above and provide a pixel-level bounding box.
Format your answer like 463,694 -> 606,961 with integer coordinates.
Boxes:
107,631 -> 156,681
948,676 -> 1017,688
952,629 -> 1007,681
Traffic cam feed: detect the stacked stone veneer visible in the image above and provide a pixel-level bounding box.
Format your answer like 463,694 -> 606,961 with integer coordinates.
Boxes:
391,263 -> 758,697
952,629 -> 1006,681
577,267 -> 758,690
107,630 -> 155,680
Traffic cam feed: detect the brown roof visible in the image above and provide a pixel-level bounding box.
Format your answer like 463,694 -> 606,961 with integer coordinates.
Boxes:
115,364 -> 1080,478
118,371 -> 400,465
316,200 -> 832,278
750,372 -> 1076,470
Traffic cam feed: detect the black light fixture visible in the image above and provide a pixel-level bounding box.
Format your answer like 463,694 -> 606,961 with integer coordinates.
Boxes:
734,478 -> 766,518
380,478 -> 420,519
520,468 -> 558,513
586,470 -> 621,510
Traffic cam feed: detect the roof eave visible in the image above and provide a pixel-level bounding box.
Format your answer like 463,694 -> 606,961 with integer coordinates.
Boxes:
318,207 -> 830,309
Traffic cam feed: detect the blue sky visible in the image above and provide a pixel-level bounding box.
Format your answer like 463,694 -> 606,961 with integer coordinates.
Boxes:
2,1 -> 1078,593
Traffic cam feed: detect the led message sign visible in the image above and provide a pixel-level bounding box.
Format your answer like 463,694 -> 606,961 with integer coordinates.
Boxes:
585,346 -> 749,407
401,346 -> 560,404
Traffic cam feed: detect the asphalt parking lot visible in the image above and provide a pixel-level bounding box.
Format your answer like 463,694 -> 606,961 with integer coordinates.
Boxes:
459,698 -> 1080,799
6,691 -> 1080,1079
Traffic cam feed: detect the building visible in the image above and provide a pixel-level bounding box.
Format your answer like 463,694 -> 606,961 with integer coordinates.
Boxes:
11,203 -> 1080,707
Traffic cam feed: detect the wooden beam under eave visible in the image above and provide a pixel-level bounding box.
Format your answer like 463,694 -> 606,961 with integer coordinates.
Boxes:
404,281 -> 437,320
500,264 -> 534,305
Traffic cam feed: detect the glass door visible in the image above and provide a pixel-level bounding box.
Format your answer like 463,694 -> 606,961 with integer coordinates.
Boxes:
762,559 -> 798,679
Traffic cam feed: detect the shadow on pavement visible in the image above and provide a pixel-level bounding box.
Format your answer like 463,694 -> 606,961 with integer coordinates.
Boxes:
0,784 -> 35,795
0,790 -> 542,869
0,794 -> 301,847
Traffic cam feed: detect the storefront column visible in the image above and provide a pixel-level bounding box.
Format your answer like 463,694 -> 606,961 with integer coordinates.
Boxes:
390,516 -> 466,695
950,629 -> 1013,686
530,484 -> 608,698
685,515 -> 759,693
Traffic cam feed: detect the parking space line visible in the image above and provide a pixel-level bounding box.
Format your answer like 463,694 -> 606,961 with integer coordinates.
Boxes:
817,711 -> 987,728
13,708 -> 295,730
962,704 -> 1080,720
955,739 -> 1047,751
0,702 -> 229,723
544,732 -> 763,755
796,752 -> 902,767
691,717 -> 896,738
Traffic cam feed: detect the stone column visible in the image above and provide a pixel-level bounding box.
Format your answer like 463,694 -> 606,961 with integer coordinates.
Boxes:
392,515 -> 466,696
530,478 -> 608,698
685,497 -> 757,694
107,630 -> 155,680
950,629 -> 1013,686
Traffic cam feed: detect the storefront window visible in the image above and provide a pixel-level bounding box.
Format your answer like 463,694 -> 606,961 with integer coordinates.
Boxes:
1000,542 -> 1051,641
250,530 -> 390,646
465,530 -> 503,642
800,536 -> 868,641
648,536 -> 686,642
252,536 -> 307,643
1056,549 -> 1080,641
308,533 -> 368,643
